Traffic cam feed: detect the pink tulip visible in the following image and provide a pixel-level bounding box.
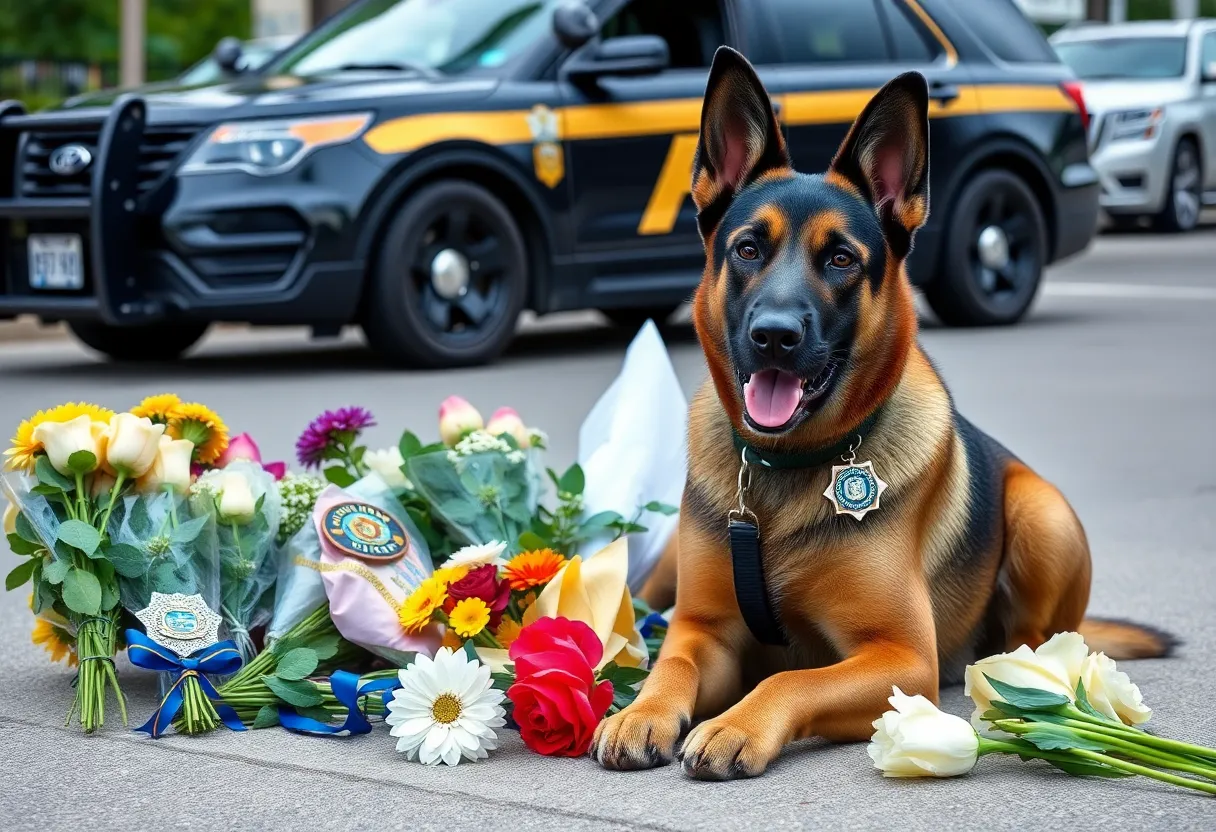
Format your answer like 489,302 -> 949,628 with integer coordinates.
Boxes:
263,461 -> 287,481
219,432 -> 263,466
485,406 -> 530,449
438,396 -> 483,447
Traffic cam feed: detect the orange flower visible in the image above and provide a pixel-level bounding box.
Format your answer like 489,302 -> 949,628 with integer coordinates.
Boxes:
441,628 -> 465,651
494,618 -> 523,647
503,549 -> 566,592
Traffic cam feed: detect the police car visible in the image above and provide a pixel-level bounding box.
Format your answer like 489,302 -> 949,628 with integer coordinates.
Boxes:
0,0 -> 1098,367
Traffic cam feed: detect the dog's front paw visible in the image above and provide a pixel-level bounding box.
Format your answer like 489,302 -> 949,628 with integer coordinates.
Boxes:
591,702 -> 689,771
679,718 -> 778,780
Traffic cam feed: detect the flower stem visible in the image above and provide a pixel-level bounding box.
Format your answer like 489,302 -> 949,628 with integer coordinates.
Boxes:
1060,710 -> 1216,764
98,472 -> 127,536
1072,749 -> 1216,795
74,471 -> 87,521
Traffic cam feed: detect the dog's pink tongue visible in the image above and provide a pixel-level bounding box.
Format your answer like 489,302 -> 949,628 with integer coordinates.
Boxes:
744,370 -> 803,428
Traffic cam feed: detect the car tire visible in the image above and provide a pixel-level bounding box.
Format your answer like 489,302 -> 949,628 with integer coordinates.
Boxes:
1152,138 -> 1202,233
362,180 -> 528,368
924,169 -> 1047,327
600,305 -> 679,331
68,321 -> 208,361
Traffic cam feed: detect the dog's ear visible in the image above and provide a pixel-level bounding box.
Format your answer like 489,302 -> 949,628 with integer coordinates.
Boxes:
829,71 -> 930,259
692,47 -> 790,239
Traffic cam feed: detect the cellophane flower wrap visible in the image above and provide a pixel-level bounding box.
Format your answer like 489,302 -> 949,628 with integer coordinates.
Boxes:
188,460 -> 282,663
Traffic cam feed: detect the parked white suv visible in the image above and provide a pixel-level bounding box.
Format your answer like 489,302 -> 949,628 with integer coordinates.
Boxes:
1051,19 -> 1216,232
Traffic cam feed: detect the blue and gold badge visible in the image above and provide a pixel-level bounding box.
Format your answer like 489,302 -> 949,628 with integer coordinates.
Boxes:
824,460 -> 888,521
322,501 -> 408,563
133,592 -> 223,658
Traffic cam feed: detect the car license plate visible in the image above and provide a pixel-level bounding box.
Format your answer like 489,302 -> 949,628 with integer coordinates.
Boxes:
28,234 -> 85,291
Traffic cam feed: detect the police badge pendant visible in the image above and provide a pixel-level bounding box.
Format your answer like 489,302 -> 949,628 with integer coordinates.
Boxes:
823,437 -> 888,521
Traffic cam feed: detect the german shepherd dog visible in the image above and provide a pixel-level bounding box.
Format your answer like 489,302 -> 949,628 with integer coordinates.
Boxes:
592,48 -> 1172,780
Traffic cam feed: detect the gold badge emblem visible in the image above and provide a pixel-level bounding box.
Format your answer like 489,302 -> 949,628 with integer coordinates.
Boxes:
527,105 -> 564,188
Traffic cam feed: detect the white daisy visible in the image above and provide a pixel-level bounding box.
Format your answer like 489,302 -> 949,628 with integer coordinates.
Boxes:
386,648 -> 507,766
439,540 -> 508,570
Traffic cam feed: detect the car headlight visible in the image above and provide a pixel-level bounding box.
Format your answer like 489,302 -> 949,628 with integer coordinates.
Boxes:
1107,108 -> 1164,142
180,113 -> 373,176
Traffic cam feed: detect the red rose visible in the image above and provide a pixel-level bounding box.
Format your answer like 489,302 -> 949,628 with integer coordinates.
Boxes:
447,564 -> 510,623
507,617 -> 614,757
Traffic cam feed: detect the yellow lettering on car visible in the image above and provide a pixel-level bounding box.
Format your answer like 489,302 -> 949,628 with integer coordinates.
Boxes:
638,133 -> 699,236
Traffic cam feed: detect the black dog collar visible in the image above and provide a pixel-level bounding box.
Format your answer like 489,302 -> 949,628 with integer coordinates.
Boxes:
731,407 -> 885,470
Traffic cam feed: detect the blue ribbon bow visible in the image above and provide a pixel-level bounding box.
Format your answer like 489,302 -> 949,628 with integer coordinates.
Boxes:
125,629 -> 247,738
278,670 -> 401,737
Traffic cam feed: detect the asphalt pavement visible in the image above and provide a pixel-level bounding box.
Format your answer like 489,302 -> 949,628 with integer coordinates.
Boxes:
2,227 -> 1215,831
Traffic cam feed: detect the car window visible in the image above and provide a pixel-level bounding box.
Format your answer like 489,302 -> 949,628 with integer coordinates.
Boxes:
600,0 -> 725,69
765,0 -> 890,64
880,0 -> 937,63
1203,33 -> 1216,76
952,0 -> 1058,63
1053,37 -> 1187,80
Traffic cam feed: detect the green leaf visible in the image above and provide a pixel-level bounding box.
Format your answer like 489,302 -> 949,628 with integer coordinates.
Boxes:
296,706 -> 335,723
558,464 -> 585,496
35,456 -> 74,491
984,675 -> 1071,711
100,579 -> 119,612
310,634 -> 341,662
33,579 -> 55,614
439,499 -> 479,524
517,531 -> 549,552
170,515 -> 209,545
252,705 -> 280,729
4,559 -> 36,591
56,519 -> 101,556
1074,678 -> 1117,724
1018,724 -> 1110,753
6,532 -> 43,556
150,561 -> 189,595
602,665 -> 649,687
1046,757 -> 1133,779
271,636 -> 304,657
67,450 -> 97,474
275,648 -> 320,681
15,512 -> 41,546
462,639 -> 479,664
261,675 -> 324,708
323,466 -> 356,488
106,543 -> 149,578
129,498 -> 152,538
42,557 -> 70,584
31,483 -> 65,497
62,567 -> 102,615
643,501 -> 680,516
399,430 -> 423,460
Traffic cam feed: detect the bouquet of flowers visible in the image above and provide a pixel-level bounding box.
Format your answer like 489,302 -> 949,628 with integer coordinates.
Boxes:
868,632 -> 1216,795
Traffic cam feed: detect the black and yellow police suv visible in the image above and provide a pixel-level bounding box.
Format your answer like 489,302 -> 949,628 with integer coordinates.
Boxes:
0,0 -> 1097,367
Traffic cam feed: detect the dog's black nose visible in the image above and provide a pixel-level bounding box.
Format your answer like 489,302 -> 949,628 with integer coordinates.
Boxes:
750,312 -> 804,359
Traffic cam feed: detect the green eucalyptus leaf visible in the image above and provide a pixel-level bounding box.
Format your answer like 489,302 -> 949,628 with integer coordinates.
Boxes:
6,532 -> 42,556
61,567 -> 102,615
252,705 -> 281,729
310,634 -> 341,661
67,450 -> 97,475
4,559 -> 36,591
323,467 -> 356,488
558,464 -> 585,496
170,515 -> 209,545
100,580 -> 119,612
644,501 -> 680,516
15,512 -> 40,546
439,499 -> 479,525
35,456 -> 74,491
57,519 -> 101,556
34,579 -> 56,614
261,675 -> 324,708
31,483 -> 65,497
129,498 -> 152,538
399,431 -> 423,459
275,648 -> 320,681
42,557 -> 70,584
296,706 -> 335,723
106,543 -> 149,578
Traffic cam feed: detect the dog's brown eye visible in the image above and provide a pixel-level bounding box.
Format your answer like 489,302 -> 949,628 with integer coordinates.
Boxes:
830,251 -> 855,269
735,241 -> 760,261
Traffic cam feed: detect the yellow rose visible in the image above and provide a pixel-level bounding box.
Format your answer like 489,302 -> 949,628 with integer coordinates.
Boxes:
964,631 -> 1087,724
90,470 -> 117,499
217,471 -> 256,524
31,415 -> 102,476
104,413 -> 166,478
1080,652 -> 1152,726
137,436 -> 195,495
3,501 -> 17,535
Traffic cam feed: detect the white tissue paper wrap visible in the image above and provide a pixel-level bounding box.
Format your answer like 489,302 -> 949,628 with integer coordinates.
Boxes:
577,321 -> 687,592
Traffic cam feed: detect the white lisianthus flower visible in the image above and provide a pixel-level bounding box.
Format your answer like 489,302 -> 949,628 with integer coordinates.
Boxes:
1080,652 -> 1152,726
439,540 -> 507,570
868,687 -> 980,778
217,471 -> 257,524
386,647 -> 506,766
964,632 -> 1087,724
32,415 -> 104,476
365,447 -> 410,490
104,413 -> 166,478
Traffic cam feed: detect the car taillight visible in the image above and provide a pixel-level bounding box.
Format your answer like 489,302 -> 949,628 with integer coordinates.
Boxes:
1061,81 -> 1089,131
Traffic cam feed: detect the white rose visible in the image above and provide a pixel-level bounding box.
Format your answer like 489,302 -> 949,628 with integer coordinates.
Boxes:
104,413 -> 166,478
365,447 -> 409,490
137,436 -> 195,496
217,471 -> 256,524
867,687 -> 979,778
31,415 -> 104,476
1080,652 -> 1152,726
964,632 -> 1087,724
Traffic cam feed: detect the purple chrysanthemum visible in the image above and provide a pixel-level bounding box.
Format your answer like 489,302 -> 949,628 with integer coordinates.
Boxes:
296,406 -> 376,469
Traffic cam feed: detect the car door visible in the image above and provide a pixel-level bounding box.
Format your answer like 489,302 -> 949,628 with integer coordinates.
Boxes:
1199,28 -> 1216,192
754,0 -> 973,180
557,0 -> 739,304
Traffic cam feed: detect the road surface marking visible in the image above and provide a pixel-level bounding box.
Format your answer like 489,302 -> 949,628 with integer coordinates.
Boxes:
1044,282 -> 1216,301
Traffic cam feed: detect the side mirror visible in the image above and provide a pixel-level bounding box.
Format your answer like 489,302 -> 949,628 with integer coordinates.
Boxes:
213,37 -> 245,75
565,35 -> 670,80
553,1 -> 599,50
